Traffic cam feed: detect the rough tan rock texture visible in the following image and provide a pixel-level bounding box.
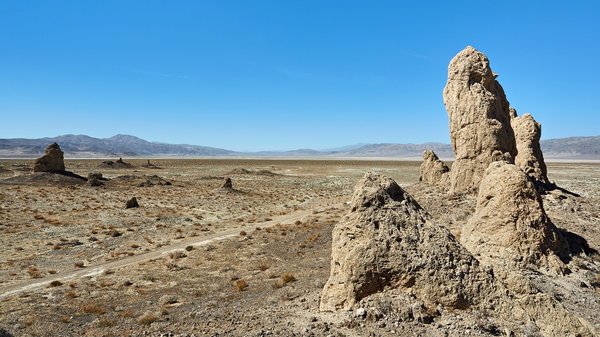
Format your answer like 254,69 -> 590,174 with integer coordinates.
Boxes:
443,46 -> 517,194
419,150 -> 449,187
511,111 -> 550,187
461,161 -> 567,272
32,143 -> 66,172
320,171 -> 597,336
319,172 -> 500,312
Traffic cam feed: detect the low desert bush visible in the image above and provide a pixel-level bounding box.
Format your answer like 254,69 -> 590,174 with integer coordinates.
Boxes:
138,312 -> 158,325
47,280 -> 63,288
234,279 -> 248,292
81,303 -> 106,315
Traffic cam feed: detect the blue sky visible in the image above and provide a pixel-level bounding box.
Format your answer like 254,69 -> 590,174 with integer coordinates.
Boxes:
1,1 -> 598,151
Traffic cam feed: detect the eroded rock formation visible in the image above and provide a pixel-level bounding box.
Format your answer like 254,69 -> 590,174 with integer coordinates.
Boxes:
125,197 -> 139,209
461,161 -> 568,272
32,143 -> 66,173
320,171 -> 597,336
510,110 -> 551,188
419,150 -> 449,187
320,172 -> 500,312
221,177 -> 233,189
443,46 -> 517,194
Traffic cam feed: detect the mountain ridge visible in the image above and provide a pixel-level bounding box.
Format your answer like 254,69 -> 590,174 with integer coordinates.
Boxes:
0,134 -> 598,159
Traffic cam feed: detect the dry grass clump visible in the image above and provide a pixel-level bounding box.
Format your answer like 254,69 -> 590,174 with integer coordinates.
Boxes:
74,261 -> 85,268
81,303 -> 106,315
47,280 -> 63,288
169,251 -> 187,259
234,279 -> 248,292
257,262 -> 270,271
272,272 -> 296,288
119,309 -> 136,318
98,318 -> 116,327
138,312 -> 159,325
280,272 -> 296,283
26,266 -> 43,278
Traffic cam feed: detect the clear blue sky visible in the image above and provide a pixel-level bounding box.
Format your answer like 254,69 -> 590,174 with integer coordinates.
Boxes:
1,1 -> 598,151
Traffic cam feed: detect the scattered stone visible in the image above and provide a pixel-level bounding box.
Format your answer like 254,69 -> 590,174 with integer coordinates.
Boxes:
510,109 -> 551,189
125,197 -> 139,209
142,159 -> 161,169
227,168 -> 278,176
87,173 -> 104,186
419,150 -> 450,187
33,143 -> 66,173
443,46 -> 517,194
98,158 -> 134,169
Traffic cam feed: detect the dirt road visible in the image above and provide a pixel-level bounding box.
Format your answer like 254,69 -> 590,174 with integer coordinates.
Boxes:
0,202 -> 344,299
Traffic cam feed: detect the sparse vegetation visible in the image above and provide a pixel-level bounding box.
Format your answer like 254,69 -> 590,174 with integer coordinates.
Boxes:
234,279 -> 248,292
81,303 -> 106,315
138,312 -> 159,325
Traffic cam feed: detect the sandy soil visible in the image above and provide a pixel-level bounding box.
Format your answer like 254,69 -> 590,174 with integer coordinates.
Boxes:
0,159 -> 598,336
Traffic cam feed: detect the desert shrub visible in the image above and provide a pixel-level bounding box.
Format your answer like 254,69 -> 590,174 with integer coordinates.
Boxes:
74,261 -> 85,268
138,313 -> 158,325
81,303 -> 106,315
169,251 -> 187,259
234,279 -> 248,292
27,266 -> 43,278
98,318 -> 116,327
280,273 -> 296,284
257,262 -> 269,271
119,309 -> 136,318
47,280 -> 63,287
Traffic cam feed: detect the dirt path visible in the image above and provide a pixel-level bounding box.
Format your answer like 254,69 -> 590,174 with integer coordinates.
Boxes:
0,202 -> 345,299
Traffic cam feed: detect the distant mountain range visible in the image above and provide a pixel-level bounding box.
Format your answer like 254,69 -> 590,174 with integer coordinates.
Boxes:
0,134 -> 598,160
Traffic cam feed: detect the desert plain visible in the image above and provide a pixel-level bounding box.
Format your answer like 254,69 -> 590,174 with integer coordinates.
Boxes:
0,158 -> 598,337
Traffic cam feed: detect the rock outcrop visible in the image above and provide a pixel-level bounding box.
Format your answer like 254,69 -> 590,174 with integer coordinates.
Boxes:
320,171 -> 597,336
98,158 -> 134,169
221,177 -> 233,189
461,161 -> 568,272
443,46 -> 517,194
320,172 -> 500,312
419,150 -> 449,187
510,110 -> 551,188
125,197 -> 139,209
32,143 -> 66,173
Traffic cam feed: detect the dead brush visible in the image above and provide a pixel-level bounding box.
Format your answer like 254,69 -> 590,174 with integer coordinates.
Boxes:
234,279 -> 248,292
137,312 -> 158,325
26,266 -> 43,278
280,273 -> 296,283
81,303 -> 106,315
257,262 -> 269,271
169,251 -> 187,259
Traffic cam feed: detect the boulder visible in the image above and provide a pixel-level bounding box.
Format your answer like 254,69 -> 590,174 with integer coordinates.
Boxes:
461,161 -> 568,272
320,172 -> 499,311
443,46 -> 517,194
221,177 -> 233,189
32,143 -> 66,173
125,197 -> 139,209
510,110 -> 551,188
419,150 -> 450,187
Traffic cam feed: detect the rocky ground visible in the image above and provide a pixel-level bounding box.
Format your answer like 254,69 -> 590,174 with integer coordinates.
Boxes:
0,159 -> 598,336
